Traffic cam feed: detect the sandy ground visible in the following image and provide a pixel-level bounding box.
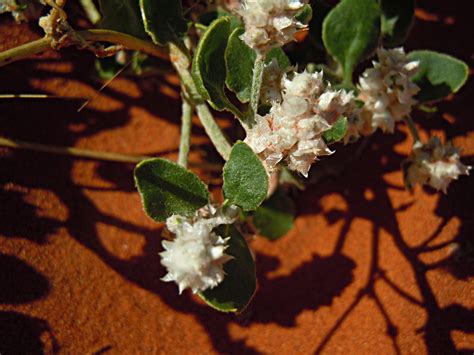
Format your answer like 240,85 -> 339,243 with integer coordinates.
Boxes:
0,1 -> 473,354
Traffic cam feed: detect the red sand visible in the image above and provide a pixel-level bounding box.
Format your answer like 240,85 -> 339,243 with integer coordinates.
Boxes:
0,1 -> 473,354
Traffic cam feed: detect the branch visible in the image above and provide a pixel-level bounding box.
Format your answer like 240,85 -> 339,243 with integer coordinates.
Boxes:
0,29 -> 169,68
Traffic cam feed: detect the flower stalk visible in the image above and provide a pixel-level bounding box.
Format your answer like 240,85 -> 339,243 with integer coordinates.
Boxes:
178,97 -> 193,168
249,54 -> 265,122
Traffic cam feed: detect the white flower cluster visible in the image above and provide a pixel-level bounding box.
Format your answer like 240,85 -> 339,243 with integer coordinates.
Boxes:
238,0 -> 308,55
358,47 -> 420,133
245,70 -> 356,176
160,204 -> 240,294
404,137 -> 471,193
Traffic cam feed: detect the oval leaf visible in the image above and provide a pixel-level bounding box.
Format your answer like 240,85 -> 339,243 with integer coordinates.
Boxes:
322,0 -> 381,83
380,0 -> 414,47
134,158 -> 209,222
98,0 -> 148,39
199,225 -> 256,313
407,50 -> 469,102
223,142 -> 268,211
192,17 -> 241,116
225,27 -> 291,103
139,0 -> 188,45
253,189 -> 295,240
323,116 -> 348,145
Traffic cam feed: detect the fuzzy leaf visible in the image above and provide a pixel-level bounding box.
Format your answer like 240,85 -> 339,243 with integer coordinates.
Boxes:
322,0 -> 381,83
225,27 -> 291,103
407,50 -> 469,102
197,9 -> 242,31
192,17 -> 241,115
98,0 -> 148,39
223,142 -> 269,211
253,189 -> 295,240
199,225 -> 256,313
139,0 -> 188,45
134,158 -> 209,222
380,0 -> 414,47
323,116 -> 348,144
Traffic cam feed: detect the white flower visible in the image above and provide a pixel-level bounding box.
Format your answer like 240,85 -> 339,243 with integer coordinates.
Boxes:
238,0 -> 309,55
160,204 -> 239,294
404,137 -> 471,193
245,70 -> 356,176
358,47 -> 420,133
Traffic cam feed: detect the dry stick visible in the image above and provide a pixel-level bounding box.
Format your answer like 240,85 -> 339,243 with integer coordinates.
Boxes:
0,29 -> 168,68
0,137 -> 222,171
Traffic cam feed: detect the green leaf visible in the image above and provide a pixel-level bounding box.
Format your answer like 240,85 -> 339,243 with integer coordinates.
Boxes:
139,0 -> 188,45
199,225 -> 256,313
295,3 -> 313,24
225,27 -> 290,103
279,167 -> 305,190
197,9 -> 242,31
322,0 -> 381,83
223,142 -> 269,211
98,0 -> 148,39
380,0 -> 414,47
192,17 -> 240,116
95,56 -> 124,80
323,116 -> 348,144
134,158 -> 209,222
253,189 -> 295,240
308,0 -> 331,49
407,50 -> 469,102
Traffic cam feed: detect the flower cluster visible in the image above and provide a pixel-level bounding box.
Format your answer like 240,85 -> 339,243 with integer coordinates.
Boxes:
358,47 -> 420,133
245,70 -> 356,176
237,0 -> 308,55
160,204 -> 240,294
404,137 -> 471,193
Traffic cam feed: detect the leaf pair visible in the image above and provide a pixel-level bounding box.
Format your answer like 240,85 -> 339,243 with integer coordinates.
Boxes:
134,142 -> 268,312
192,17 -> 291,118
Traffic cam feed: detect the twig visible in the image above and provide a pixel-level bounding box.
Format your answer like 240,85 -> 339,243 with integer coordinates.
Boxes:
0,137 -> 222,171
0,29 -> 168,68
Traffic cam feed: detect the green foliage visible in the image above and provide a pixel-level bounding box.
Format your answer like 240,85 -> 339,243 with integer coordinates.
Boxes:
134,158 -> 209,222
223,142 -> 269,211
199,225 -> 256,313
253,189 -> 295,240
295,3 -> 313,24
98,0 -> 148,39
197,9 -> 242,31
322,0 -> 381,83
139,0 -> 188,45
192,17 -> 242,116
225,27 -> 291,103
323,117 -> 348,145
380,0 -> 415,47
408,50 -> 469,102
279,167 -> 305,190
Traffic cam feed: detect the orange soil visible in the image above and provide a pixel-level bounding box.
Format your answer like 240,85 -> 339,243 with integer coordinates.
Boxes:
0,1 -> 473,354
